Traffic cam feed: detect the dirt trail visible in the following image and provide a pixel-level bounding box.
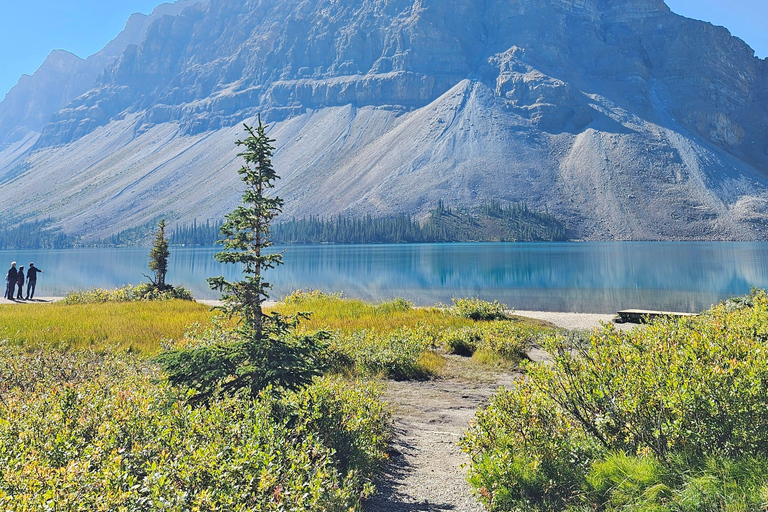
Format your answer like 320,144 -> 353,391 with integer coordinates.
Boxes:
364,357 -> 519,511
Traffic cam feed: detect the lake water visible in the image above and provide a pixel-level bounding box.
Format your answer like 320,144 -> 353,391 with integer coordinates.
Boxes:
2,242 -> 767,313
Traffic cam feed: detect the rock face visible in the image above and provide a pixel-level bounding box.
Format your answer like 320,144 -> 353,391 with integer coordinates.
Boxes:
0,0 -> 207,148
0,0 -> 767,240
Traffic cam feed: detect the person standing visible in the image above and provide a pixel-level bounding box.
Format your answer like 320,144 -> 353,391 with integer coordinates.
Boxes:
5,262 -> 17,300
15,266 -> 24,300
26,262 -> 43,300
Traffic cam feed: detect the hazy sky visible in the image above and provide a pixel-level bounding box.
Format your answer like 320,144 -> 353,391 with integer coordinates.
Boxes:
1,0 -> 767,101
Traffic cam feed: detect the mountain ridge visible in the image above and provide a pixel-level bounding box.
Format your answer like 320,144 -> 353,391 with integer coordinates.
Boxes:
0,0 -> 766,241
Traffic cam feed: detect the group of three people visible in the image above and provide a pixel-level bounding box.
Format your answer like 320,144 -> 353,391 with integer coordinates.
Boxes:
5,262 -> 43,300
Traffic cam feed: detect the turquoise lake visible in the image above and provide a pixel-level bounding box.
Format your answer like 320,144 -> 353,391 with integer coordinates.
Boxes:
2,242 -> 767,313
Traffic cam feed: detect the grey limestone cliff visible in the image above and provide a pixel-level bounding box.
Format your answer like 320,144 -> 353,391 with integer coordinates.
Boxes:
0,0 -> 766,241
0,0 -> 207,149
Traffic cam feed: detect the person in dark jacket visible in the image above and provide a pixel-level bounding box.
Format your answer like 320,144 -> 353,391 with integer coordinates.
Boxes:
5,262 -> 17,300
26,262 -> 43,300
15,266 -> 24,300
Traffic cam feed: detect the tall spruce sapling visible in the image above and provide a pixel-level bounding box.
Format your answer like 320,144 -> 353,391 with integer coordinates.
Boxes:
158,117 -> 326,403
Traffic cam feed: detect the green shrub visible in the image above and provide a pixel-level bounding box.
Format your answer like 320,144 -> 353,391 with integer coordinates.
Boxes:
0,345 -> 389,511
62,283 -> 194,304
441,322 -> 539,362
334,328 -> 436,380
442,327 -> 481,356
275,376 -> 391,479
449,297 -> 512,320
157,315 -> 329,402
462,290 -> 768,511
461,379 -> 597,510
282,289 -> 345,305
376,297 -> 414,314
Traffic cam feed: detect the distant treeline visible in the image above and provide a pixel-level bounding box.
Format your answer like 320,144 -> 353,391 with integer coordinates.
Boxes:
419,200 -> 567,243
168,200 -> 568,246
171,219 -> 223,246
0,220 -> 72,249
0,202 -> 567,249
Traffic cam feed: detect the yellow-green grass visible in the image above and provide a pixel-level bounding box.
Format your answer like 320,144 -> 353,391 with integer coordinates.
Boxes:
272,291 -> 556,377
272,292 -> 478,334
0,300 -> 218,354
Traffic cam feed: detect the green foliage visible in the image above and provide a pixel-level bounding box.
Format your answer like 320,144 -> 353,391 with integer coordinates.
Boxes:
159,120 -> 326,403
449,297 -> 512,320
587,452 -> 669,508
171,200 -> 568,246
422,199 -> 567,242
207,119 -> 284,337
275,291 -> 553,378
61,283 -> 194,304
148,219 -> 170,289
462,290 -> 768,511
442,327 -> 481,356
329,328 -> 437,380
0,218 -> 72,249
273,213 -> 425,244
461,379 -> 597,510
274,376 -> 391,479
171,218 -> 223,246
157,316 -> 329,403
0,345 -> 390,511
441,322 -> 540,362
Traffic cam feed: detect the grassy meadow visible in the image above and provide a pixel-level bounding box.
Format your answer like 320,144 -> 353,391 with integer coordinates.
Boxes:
0,300 -> 217,353
0,289 -> 553,510
4,287 -> 768,510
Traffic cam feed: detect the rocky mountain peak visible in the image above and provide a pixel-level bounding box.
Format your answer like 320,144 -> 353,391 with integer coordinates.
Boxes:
0,0 -> 208,149
0,0 -> 766,241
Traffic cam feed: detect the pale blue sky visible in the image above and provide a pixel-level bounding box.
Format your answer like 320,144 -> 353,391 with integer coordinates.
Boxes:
0,0 -> 766,101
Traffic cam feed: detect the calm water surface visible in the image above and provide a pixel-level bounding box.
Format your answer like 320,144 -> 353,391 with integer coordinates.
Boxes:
2,242 -> 767,313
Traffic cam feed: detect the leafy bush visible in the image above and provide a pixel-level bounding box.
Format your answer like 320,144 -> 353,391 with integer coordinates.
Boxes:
442,327 -> 481,356
282,289 -> 345,305
462,290 -> 768,511
0,345 -> 390,511
441,322 -> 540,362
449,297 -> 512,321
62,283 -> 193,304
461,378 -> 598,510
332,328 -> 438,380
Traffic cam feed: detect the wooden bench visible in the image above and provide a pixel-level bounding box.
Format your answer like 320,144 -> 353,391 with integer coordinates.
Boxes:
616,309 -> 698,324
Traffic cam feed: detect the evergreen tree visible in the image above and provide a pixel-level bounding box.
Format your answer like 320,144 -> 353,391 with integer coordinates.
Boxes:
148,219 -> 170,289
158,118 -> 326,403
206,120 -> 284,339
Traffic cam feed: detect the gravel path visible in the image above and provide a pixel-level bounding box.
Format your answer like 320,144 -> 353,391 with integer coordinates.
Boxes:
363,357 -> 520,512
363,312 -> 636,511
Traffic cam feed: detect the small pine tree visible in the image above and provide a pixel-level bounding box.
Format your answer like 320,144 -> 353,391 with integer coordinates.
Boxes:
148,219 -> 170,289
157,118 -> 326,403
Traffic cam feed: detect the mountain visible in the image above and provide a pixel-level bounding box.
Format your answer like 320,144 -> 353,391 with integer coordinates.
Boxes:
0,0 -> 207,149
0,0 -> 766,241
